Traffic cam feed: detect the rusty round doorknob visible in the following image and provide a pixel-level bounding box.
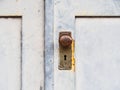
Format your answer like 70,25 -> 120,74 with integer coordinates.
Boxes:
59,35 -> 72,47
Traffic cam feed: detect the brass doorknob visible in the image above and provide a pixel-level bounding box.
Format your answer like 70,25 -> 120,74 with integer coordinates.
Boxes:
59,35 -> 72,47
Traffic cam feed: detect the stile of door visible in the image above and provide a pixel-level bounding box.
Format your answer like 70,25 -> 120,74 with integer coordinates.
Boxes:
53,0 -> 120,90
0,18 -> 21,90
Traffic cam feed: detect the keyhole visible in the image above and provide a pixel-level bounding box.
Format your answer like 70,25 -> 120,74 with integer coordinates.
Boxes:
64,55 -> 67,60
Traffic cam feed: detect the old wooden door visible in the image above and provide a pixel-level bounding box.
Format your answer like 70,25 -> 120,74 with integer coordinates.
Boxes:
0,0 -> 44,90
45,0 -> 120,90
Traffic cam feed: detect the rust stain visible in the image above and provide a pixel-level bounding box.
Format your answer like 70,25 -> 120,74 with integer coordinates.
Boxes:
71,40 -> 75,71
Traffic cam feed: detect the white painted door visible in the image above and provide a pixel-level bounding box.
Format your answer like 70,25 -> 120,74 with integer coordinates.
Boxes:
0,0 -> 44,90
53,0 -> 120,90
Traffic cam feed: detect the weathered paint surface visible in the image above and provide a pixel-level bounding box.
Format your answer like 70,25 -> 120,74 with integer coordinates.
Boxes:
53,0 -> 120,90
45,0 -> 54,90
0,0 -> 44,90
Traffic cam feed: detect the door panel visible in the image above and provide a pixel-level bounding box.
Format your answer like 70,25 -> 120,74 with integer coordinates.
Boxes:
76,18 -> 120,90
0,18 -> 21,90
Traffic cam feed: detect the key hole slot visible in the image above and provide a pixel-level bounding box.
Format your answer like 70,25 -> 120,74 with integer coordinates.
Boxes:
64,55 -> 67,60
